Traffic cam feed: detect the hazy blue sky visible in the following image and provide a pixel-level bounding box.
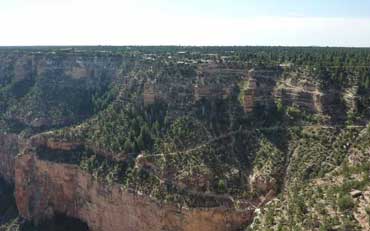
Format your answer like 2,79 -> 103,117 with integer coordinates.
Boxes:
1,0 -> 370,46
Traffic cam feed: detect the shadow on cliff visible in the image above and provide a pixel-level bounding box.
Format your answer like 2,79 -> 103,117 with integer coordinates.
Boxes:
21,213 -> 89,231
0,177 -> 18,226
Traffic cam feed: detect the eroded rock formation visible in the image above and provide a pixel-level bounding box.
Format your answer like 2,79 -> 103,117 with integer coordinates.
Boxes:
15,147 -> 252,231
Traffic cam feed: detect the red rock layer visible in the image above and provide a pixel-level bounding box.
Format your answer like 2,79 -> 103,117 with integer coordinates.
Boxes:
15,152 -> 253,231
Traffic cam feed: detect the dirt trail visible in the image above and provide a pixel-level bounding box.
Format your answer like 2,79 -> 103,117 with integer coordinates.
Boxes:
141,125 -> 365,159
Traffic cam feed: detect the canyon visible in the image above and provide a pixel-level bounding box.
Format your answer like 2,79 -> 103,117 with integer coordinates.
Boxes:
12,136 -> 251,231
0,47 -> 370,230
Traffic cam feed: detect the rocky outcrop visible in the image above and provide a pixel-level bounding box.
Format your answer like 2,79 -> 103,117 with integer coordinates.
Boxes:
193,85 -> 230,101
241,68 -> 349,122
194,63 -> 242,102
242,68 -> 282,112
343,85 -> 360,113
274,77 -> 323,114
15,151 -> 253,231
143,82 -> 159,106
245,68 -> 324,114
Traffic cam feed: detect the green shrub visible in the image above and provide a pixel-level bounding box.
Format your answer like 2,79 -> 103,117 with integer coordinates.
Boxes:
337,194 -> 354,211
217,179 -> 226,193
286,106 -> 302,120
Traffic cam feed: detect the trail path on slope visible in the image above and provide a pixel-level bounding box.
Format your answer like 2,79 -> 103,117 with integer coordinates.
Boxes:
141,125 -> 365,159
133,124 -> 366,210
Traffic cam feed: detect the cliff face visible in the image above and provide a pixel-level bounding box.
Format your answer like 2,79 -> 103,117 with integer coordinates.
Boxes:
0,53 -> 123,131
15,149 -> 252,231
242,68 -> 282,112
274,76 -> 323,113
241,68 -> 355,123
0,134 -> 20,184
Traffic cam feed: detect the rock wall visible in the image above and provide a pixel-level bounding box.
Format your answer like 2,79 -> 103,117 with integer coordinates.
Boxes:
242,68 -> 282,112
274,77 -> 324,114
15,152 -> 252,231
242,68 -> 350,122
0,134 -> 20,184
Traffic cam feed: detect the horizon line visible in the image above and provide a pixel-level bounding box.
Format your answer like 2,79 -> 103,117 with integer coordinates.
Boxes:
0,45 -> 370,49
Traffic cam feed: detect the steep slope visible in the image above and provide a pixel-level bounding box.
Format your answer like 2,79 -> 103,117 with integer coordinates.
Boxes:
249,125 -> 370,231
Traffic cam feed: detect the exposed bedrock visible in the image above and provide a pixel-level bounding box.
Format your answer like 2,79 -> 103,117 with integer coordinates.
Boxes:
242,68 -> 353,122
15,145 -> 253,231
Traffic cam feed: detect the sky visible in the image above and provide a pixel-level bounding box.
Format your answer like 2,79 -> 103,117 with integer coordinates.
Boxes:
0,0 -> 370,47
